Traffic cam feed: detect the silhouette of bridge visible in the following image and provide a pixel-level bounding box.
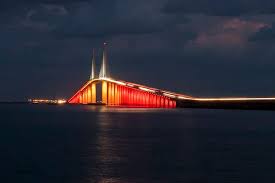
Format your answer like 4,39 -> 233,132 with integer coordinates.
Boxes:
68,44 -> 275,109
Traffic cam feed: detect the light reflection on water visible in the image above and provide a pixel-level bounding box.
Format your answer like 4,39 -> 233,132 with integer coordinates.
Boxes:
0,104 -> 275,183
82,105 -> 180,113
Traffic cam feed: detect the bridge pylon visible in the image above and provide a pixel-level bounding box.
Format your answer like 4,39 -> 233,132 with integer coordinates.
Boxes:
99,43 -> 110,104
99,43 -> 109,79
89,49 -> 96,80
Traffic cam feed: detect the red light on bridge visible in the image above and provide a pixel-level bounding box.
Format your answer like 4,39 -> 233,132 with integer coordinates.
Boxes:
68,79 -> 177,108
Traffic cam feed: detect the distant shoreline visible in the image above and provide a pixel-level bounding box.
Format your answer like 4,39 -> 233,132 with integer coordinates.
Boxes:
0,101 -> 29,104
177,99 -> 275,111
1,101 -> 275,111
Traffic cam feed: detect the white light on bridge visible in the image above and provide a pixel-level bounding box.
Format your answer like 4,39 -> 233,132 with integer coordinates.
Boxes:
178,96 -> 192,100
139,87 -> 155,93
163,93 -> 176,98
113,81 -> 127,86
102,78 -> 127,86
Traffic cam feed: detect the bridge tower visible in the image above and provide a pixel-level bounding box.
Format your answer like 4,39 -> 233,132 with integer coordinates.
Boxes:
100,43 -> 109,104
99,43 -> 109,79
90,49 -> 96,80
88,49 -> 97,103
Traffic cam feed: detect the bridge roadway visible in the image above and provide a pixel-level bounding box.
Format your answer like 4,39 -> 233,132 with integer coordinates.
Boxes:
68,77 -> 190,107
69,77 -> 275,109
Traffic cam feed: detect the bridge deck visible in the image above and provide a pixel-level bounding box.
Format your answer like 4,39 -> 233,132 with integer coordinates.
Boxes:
69,78 -> 275,110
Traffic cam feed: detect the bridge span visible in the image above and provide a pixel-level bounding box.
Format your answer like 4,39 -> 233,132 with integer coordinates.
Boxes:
68,77 -> 192,108
69,45 -> 275,109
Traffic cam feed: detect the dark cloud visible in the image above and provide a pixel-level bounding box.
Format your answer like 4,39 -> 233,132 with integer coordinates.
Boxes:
53,0 -> 187,38
163,0 -> 275,16
249,23 -> 275,41
0,0 -> 88,17
1,0 -> 188,38
0,0 -> 87,6
184,18 -> 267,53
1,0 -> 275,100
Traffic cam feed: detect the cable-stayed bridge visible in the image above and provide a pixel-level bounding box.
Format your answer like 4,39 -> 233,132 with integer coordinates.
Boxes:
68,44 -> 186,108
68,44 -> 275,109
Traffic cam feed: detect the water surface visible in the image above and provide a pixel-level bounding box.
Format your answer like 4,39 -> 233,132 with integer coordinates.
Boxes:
0,104 -> 275,183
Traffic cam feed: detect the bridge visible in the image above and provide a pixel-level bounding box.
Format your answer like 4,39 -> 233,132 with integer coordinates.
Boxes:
68,45 -> 188,108
68,44 -> 275,109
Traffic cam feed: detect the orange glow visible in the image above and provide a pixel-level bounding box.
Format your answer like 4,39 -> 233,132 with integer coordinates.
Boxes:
91,83 -> 96,103
102,80 -> 108,104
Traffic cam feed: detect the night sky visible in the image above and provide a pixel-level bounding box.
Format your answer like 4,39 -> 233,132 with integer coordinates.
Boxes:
1,0 -> 275,101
